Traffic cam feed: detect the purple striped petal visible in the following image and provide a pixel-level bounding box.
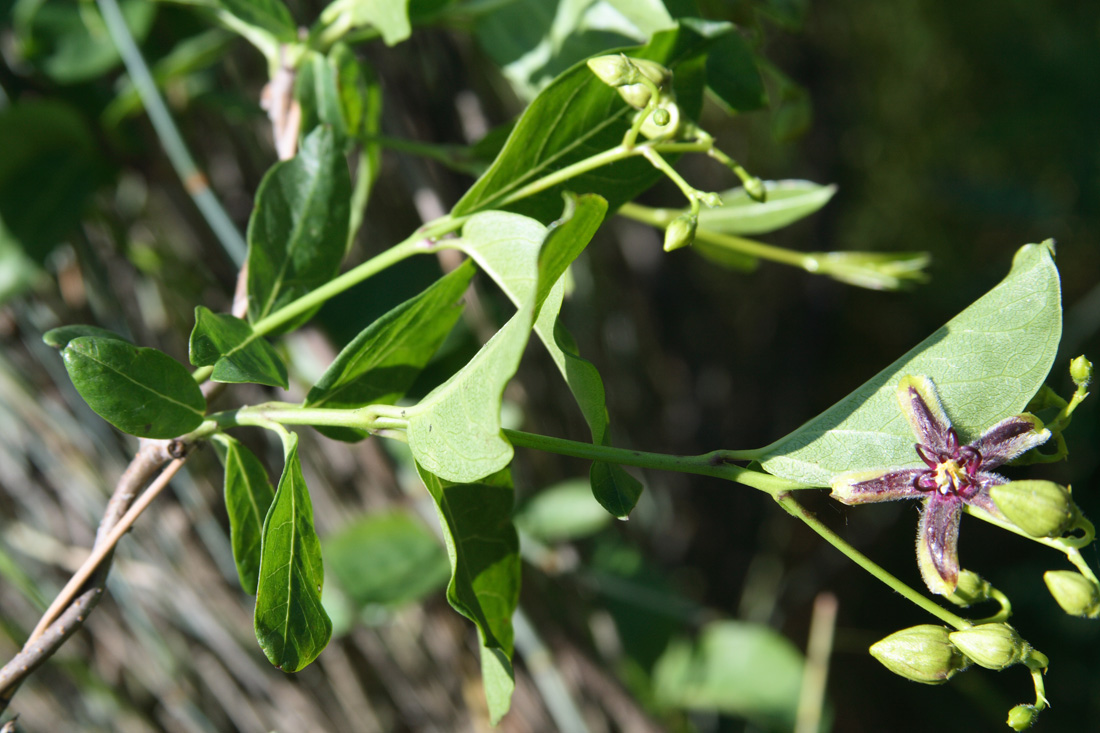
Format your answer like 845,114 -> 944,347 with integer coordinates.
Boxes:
896,376 -> 953,453
972,414 -> 1049,469
917,494 -> 963,595
831,468 -> 927,505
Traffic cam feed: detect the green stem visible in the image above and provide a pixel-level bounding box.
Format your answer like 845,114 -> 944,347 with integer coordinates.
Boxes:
97,0 -> 247,266
502,429 -> 812,494
775,493 -> 973,630
617,202 -> 810,268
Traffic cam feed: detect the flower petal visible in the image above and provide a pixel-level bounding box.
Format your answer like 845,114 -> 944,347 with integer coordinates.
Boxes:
917,494 -> 963,595
896,375 -> 953,453
972,414 -> 1050,469
831,468 -> 927,504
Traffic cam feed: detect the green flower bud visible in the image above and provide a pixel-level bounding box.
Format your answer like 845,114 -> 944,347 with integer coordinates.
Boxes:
989,480 -> 1079,538
1007,704 -> 1038,731
869,625 -> 970,684
587,55 -> 636,87
1070,354 -> 1092,388
944,569 -> 992,608
651,107 -> 671,126
1043,570 -> 1100,618
618,83 -> 654,109
638,96 -> 681,139
628,58 -> 672,86
742,176 -> 767,203
663,214 -> 697,252
948,624 -> 1047,671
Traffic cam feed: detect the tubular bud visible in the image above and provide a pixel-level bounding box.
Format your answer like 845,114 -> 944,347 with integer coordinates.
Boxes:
663,214 -> 697,252
1007,704 -> 1038,731
948,624 -> 1046,671
1043,570 -> 1100,618
587,55 -> 636,87
1070,354 -> 1092,388
989,480 -> 1079,538
869,625 -> 970,685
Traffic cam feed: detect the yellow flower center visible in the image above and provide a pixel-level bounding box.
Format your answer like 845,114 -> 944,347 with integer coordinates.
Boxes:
934,459 -> 966,495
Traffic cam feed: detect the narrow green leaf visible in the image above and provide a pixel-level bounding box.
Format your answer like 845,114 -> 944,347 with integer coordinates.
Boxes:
416,464 -> 519,725
653,621 -> 806,729
759,242 -> 1062,486
43,325 -> 128,349
305,261 -> 474,441
697,180 -> 837,235
213,435 -> 276,595
296,51 -> 348,142
61,337 -> 206,438
705,31 -> 767,114
216,0 -> 296,41
254,434 -> 332,672
455,20 -> 730,223
324,511 -> 449,607
190,306 -> 289,388
247,126 -> 352,331
449,193 -> 642,515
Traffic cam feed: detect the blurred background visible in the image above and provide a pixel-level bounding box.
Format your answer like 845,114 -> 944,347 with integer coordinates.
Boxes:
1,0 -> 1098,730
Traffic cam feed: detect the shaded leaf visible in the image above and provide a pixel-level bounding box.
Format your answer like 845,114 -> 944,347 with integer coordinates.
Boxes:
296,51 -> 347,142
43,325 -> 128,349
653,621 -> 806,730
324,512 -> 449,607
319,0 -> 411,46
190,306 -> 289,388
514,478 -> 611,542
417,465 -> 519,725
61,337 -> 206,438
759,242 -> 1062,486
247,126 -> 351,332
254,434 -> 332,671
455,20 -> 730,223
305,261 -> 474,441
705,30 -> 767,114
213,435 -> 276,594
697,180 -> 837,235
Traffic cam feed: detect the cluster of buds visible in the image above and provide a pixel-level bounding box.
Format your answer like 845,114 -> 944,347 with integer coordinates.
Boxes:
586,54 -> 681,139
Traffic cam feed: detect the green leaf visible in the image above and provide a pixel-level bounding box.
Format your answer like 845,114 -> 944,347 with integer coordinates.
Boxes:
449,193 -> 642,515
697,180 -> 837,235
43,325 -> 128,349
324,512 -> 449,607
514,478 -> 611,542
213,435 -> 276,594
652,621 -> 806,730
61,337 -> 206,439
296,51 -> 348,143
0,100 -> 109,268
416,465 -> 520,725
705,31 -> 767,114
17,0 -> 155,83
190,306 -> 289,388
247,126 -> 352,331
254,434 -> 332,672
759,242 -> 1062,486
319,0 -> 411,46
455,20 -> 729,223
216,0 -> 296,41
305,261 -> 474,441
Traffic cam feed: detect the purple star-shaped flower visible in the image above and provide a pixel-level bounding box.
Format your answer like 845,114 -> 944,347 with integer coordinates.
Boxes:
830,375 -> 1050,596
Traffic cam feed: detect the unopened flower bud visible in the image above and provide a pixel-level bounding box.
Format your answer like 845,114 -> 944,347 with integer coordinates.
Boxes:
945,569 -> 992,608
742,176 -> 767,203
1007,704 -> 1039,731
587,55 -> 636,87
1070,354 -> 1092,388
989,480 -> 1079,538
1043,570 -> 1100,618
618,83 -> 653,109
869,625 -> 969,684
651,108 -> 671,126
663,214 -> 697,252
948,624 -> 1047,671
